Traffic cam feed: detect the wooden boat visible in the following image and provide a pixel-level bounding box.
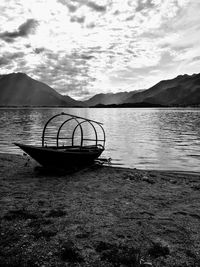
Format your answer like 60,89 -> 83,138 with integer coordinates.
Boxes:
14,113 -> 105,169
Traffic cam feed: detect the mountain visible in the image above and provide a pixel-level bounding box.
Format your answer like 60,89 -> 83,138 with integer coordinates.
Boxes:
1,72 -> 200,107
62,94 -> 84,107
84,90 -> 144,106
91,102 -> 164,108
0,72 -> 79,106
124,73 -> 200,106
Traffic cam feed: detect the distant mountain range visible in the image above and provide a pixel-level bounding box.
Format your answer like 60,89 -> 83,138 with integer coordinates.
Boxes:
83,90 -> 144,106
123,73 -> 200,106
0,72 -> 200,107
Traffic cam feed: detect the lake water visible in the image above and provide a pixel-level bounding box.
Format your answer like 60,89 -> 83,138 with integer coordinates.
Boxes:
0,107 -> 200,171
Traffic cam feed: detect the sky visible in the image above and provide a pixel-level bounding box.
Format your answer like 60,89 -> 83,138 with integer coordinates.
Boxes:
0,0 -> 200,100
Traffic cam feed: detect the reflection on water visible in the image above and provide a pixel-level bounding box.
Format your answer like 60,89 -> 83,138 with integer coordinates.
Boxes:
0,107 -> 200,171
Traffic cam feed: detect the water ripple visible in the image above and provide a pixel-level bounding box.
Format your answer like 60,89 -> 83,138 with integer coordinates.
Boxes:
0,107 -> 200,171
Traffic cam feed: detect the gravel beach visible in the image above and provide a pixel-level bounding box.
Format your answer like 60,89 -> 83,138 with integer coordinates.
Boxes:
0,153 -> 200,267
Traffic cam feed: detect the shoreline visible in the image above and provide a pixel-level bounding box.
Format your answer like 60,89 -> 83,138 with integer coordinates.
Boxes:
0,153 -> 200,266
1,151 -> 200,175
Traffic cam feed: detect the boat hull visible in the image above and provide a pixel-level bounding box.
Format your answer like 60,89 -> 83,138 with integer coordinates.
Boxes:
15,143 -> 104,169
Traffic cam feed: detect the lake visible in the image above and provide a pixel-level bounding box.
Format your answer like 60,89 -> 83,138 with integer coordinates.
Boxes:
0,107 -> 200,171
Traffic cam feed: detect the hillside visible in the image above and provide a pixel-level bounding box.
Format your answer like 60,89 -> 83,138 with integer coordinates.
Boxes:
124,73 -> 200,106
1,72 -> 200,107
0,73 -> 79,106
84,90 -> 144,106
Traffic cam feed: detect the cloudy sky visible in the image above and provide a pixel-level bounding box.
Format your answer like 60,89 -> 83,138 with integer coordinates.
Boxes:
0,0 -> 200,100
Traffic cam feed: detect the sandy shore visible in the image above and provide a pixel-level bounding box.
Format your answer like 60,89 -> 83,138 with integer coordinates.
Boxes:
0,153 -> 200,267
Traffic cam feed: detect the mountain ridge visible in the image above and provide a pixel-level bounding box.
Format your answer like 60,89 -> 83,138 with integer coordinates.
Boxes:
0,72 -> 200,107
124,73 -> 200,106
0,72 -> 80,107
84,90 -> 145,106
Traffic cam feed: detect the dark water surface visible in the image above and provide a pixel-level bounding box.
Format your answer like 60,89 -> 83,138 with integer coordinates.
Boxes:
0,107 -> 200,171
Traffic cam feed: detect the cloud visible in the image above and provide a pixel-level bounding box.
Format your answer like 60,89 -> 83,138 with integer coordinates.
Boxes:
80,54 -> 94,60
22,49 -> 95,99
18,19 -> 38,36
70,16 -> 85,23
0,19 -> 38,42
67,3 -> 78,12
192,56 -> 200,62
86,1 -> 107,12
33,47 -> 45,54
0,0 -> 199,100
58,0 -> 78,12
135,0 -> 155,12
58,0 -> 107,13
0,52 -> 24,66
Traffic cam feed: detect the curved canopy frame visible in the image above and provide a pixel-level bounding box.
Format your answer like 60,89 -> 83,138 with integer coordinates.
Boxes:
42,112 -> 105,148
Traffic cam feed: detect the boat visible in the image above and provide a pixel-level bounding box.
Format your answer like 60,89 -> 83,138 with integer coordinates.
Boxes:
14,112 -> 105,170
